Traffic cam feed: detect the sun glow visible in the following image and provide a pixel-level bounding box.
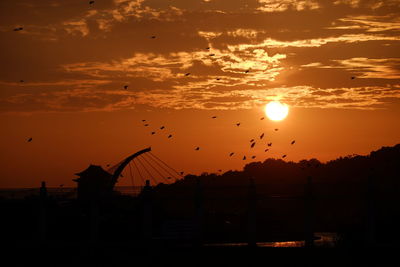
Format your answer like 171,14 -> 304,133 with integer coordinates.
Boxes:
265,101 -> 289,121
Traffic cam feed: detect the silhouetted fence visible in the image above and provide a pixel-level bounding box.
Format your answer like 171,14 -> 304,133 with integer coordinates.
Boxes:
0,175 -> 394,248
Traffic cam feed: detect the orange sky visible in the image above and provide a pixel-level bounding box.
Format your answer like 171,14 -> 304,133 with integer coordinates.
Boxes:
0,0 -> 399,188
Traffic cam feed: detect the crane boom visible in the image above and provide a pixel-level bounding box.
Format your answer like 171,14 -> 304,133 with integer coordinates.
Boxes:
111,147 -> 151,184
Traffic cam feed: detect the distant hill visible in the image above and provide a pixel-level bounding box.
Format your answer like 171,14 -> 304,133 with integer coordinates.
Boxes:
149,144 -> 400,242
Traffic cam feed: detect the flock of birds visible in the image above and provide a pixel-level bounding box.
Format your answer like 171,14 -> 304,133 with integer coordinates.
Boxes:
139,115 -> 296,166
19,0 -> 358,175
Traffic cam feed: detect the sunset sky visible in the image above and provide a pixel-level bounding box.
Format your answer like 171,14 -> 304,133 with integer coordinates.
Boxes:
0,0 -> 399,188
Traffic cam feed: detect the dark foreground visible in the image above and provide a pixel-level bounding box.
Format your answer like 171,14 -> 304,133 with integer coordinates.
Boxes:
2,242 -> 399,267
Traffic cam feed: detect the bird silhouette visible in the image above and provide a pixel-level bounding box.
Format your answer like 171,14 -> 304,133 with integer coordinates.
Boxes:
106,164 -> 110,167
245,69 -> 250,73
236,123 -> 241,126
168,134 -> 172,138
150,35 -> 156,39
206,47 -> 210,50
185,73 -> 191,76
142,119 -> 146,122
151,131 -> 156,135
20,80 -> 24,83
264,148 -> 269,152
251,142 -> 256,148
27,137 -> 32,142
260,133 -> 264,139
89,1 -> 95,4
209,53 -> 215,56
13,27 -> 23,31
195,147 -> 200,151
167,177 -> 171,179
291,140 -> 296,145
218,169 -> 222,172
260,117 -> 264,120
250,139 -> 254,143
212,116 -> 217,119
243,156 -> 246,160
124,85 -> 128,90
229,152 -> 234,157
267,142 -> 272,147
274,128 -> 279,131
216,78 -> 221,80
160,126 -> 165,130
180,171 -> 184,175
251,156 -> 256,159
144,124 -> 149,126
351,76 -> 355,79
282,154 -> 287,158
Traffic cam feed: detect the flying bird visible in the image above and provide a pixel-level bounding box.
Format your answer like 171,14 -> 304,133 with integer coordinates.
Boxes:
144,124 -> 149,126
260,133 -> 264,139
142,119 -> 146,122
260,117 -> 264,120
250,139 -> 254,143
218,169 -> 222,172
106,164 -> 110,167
274,128 -> 279,131
243,156 -> 246,160
216,78 -> 221,80
185,73 -> 191,76
167,177 -> 171,179
168,134 -> 172,138
251,156 -> 256,159
291,140 -> 296,145
206,47 -> 210,50
212,116 -> 217,119
150,35 -> 156,39
13,27 -> 23,31
124,85 -> 128,90
89,1 -> 95,4
20,80 -> 24,83
229,152 -> 234,157
351,76 -> 356,80
180,171 -> 184,175
27,137 -> 32,142
282,155 -> 287,158
245,69 -> 250,73
236,123 -> 241,126
160,126 -> 165,130
195,147 -> 200,151
151,131 -> 156,135
209,53 -> 215,56
264,149 -> 269,152
250,142 -> 256,148
267,143 -> 272,147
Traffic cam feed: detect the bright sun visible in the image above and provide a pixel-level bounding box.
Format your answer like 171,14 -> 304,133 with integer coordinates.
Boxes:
265,101 -> 289,121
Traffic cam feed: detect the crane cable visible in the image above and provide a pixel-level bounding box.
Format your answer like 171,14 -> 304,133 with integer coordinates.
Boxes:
140,154 -> 173,184
135,156 -> 158,186
132,159 -> 145,186
148,152 -> 183,179
144,153 -> 180,182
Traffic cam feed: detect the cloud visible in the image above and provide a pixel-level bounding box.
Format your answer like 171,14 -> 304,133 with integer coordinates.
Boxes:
301,57 -> 400,79
257,0 -> 320,12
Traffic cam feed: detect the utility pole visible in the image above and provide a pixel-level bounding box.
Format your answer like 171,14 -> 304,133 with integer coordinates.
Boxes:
304,176 -> 314,248
247,178 -> 257,247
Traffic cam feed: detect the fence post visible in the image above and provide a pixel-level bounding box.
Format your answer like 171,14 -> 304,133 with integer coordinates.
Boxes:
247,178 -> 257,247
38,181 -> 47,244
142,180 -> 152,247
89,198 -> 99,246
304,176 -> 314,248
193,178 -> 204,247
366,174 -> 375,247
